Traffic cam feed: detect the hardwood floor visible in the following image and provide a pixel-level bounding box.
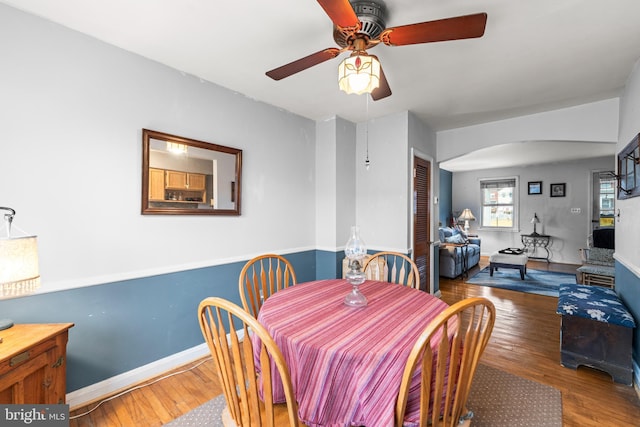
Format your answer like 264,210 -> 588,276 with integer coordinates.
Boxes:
70,258 -> 640,426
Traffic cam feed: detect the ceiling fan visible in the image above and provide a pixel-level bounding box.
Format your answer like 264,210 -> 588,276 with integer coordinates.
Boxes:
266,0 -> 487,101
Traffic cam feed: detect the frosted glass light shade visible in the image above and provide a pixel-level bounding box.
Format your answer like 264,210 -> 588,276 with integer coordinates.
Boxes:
338,55 -> 381,95
344,226 -> 367,260
0,236 -> 40,298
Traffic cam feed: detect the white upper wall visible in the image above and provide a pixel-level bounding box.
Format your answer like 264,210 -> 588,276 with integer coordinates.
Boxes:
356,111 -> 410,252
315,118 -> 339,251
437,98 -> 620,163
617,58 -> 640,274
0,5 -> 316,292
315,116 -> 358,251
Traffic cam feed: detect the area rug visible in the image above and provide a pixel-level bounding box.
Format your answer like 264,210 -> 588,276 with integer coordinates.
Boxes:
466,267 -> 576,297
164,364 -> 562,426
164,394 -> 226,426
467,364 -> 562,427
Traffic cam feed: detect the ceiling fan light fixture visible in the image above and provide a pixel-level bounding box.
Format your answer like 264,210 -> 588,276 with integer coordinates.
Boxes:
338,54 -> 380,95
167,141 -> 188,155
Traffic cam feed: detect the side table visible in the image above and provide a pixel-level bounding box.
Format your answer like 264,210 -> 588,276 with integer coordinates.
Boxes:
443,242 -> 469,279
0,323 -> 74,404
521,233 -> 551,262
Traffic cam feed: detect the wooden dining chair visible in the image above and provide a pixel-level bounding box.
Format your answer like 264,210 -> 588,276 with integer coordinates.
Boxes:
239,254 -> 297,318
395,297 -> 496,427
363,251 -> 420,289
198,297 -> 301,427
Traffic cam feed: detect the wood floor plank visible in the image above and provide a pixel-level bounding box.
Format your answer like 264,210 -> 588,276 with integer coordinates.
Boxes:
70,259 -> 640,426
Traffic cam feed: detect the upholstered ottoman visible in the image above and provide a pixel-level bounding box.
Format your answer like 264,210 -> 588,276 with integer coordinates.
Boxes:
557,284 -> 635,384
489,251 -> 529,280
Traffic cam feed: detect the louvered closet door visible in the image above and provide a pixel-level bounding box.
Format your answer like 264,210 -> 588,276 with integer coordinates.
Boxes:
413,156 -> 431,292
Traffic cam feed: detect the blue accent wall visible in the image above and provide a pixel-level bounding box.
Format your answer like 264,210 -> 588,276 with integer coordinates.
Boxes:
615,262 -> 640,371
315,250 -> 343,279
439,169 -> 453,227
0,250 -> 318,392
435,168 -> 452,295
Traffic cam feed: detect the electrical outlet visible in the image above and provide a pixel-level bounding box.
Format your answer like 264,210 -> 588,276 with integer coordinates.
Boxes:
571,208 -> 581,214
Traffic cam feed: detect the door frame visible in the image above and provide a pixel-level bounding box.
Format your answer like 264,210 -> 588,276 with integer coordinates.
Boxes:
411,148 -> 436,294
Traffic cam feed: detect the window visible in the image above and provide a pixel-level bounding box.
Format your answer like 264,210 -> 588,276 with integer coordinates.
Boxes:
480,178 -> 517,229
598,172 -> 615,227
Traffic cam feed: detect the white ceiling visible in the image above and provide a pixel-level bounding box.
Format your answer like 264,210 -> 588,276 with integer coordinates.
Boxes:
4,0 -> 639,168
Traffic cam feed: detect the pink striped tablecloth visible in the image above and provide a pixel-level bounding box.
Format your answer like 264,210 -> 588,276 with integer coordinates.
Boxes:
256,279 -> 450,427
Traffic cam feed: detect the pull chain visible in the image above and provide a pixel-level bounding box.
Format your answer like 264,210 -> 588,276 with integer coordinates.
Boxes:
365,96 -> 370,170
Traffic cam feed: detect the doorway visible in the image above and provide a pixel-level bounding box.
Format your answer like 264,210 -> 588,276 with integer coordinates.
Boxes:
413,156 -> 431,293
591,171 -> 615,232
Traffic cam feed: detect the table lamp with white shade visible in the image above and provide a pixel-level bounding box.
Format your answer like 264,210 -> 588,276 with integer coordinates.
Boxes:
531,212 -> 541,236
458,208 -> 476,233
0,207 -> 40,331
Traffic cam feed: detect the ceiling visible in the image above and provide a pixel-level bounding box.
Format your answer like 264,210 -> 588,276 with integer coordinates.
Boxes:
4,0 -> 640,168
439,140 -> 616,172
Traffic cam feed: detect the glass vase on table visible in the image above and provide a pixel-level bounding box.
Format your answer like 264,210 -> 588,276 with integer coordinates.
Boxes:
344,225 -> 367,307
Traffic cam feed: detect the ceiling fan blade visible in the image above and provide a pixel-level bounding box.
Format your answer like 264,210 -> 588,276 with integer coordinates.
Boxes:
266,48 -> 342,81
371,60 -> 391,101
316,0 -> 360,30
380,13 -> 487,46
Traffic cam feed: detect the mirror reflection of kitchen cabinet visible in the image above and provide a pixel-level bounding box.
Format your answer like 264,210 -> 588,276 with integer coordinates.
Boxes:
165,170 -> 186,189
148,168 -> 207,203
165,171 -> 206,191
186,173 -> 205,190
149,168 -> 165,200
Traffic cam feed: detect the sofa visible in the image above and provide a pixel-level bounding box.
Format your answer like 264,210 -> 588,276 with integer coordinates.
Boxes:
438,227 -> 481,278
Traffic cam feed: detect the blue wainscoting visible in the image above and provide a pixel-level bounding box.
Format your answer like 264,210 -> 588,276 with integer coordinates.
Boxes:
315,250 -> 344,279
615,261 -> 640,384
0,250 -> 317,392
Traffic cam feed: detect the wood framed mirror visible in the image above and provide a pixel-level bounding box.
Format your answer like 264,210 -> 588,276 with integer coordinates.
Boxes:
141,129 -> 242,215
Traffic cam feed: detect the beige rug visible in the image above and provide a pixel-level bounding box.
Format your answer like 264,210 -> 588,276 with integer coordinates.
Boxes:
468,364 -> 562,427
165,364 -> 562,426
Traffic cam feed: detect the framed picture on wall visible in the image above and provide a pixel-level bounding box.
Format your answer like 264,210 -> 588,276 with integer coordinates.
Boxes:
550,183 -> 566,197
528,181 -> 542,195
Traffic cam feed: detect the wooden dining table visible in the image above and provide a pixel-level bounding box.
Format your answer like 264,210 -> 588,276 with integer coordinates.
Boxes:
255,278 -> 451,427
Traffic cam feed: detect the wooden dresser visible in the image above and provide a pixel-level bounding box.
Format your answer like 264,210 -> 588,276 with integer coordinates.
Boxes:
0,323 -> 74,404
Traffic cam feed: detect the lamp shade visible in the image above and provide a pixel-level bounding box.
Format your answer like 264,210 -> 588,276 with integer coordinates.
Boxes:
0,235 -> 40,298
530,212 -> 540,235
459,209 -> 476,221
338,54 -> 381,95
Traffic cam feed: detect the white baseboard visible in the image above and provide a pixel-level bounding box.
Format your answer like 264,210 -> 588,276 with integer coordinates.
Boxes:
66,343 -> 210,409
